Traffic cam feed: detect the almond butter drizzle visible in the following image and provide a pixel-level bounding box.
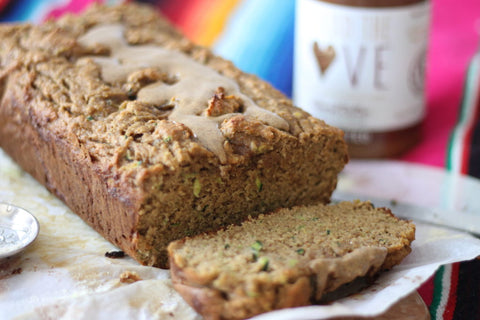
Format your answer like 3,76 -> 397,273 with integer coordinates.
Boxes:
77,24 -> 289,163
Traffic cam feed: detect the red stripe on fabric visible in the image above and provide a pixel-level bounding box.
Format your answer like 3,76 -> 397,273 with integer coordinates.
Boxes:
461,126 -> 473,174
158,0 -> 205,34
443,263 -> 460,320
418,276 -> 435,307
0,0 -> 8,11
157,0 -> 189,25
44,0 -> 103,20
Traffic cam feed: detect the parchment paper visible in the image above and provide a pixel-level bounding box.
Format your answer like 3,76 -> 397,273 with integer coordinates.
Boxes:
1,150 -> 480,320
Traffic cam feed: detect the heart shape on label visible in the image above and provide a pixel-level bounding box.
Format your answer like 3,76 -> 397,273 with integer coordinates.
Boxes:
313,42 -> 336,75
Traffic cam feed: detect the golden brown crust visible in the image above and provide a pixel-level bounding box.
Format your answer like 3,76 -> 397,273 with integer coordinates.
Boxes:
169,251 -> 386,320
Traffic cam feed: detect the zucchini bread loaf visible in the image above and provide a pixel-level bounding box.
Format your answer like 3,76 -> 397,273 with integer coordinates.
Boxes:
0,4 -> 348,267
168,201 -> 416,320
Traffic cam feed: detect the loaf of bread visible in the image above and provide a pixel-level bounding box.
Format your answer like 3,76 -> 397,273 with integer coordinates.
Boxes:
0,4 -> 348,267
168,201 -> 416,320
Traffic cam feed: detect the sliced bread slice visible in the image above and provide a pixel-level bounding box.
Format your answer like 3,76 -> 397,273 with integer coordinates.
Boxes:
167,200 -> 415,320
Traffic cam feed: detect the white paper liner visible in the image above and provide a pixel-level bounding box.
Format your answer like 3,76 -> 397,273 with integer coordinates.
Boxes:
1,151 -> 480,320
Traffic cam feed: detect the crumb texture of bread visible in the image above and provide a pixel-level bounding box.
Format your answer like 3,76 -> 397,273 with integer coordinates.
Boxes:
0,3 -> 348,267
168,201 -> 416,320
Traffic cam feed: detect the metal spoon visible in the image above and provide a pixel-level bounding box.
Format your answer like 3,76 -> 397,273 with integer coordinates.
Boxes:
0,203 -> 39,259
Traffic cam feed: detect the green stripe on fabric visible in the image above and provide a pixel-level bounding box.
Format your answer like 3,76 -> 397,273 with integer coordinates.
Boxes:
446,130 -> 455,171
429,265 -> 445,320
445,53 -> 480,171
445,56 -> 479,172
458,58 -> 480,123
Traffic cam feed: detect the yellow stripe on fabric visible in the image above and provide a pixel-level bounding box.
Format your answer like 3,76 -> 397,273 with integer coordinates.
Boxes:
189,0 -> 241,46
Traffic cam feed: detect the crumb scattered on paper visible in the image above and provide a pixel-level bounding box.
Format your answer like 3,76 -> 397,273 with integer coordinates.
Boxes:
120,270 -> 142,284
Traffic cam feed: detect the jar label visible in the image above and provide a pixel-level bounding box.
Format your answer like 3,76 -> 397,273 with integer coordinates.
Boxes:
293,0 -> 430,131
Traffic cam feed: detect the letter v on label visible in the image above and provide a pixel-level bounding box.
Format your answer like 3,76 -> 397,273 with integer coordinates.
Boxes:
343,46 -> 367,87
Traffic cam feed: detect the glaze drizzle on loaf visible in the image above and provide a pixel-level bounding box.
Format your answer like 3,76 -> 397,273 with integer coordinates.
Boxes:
78,24 -> 289,162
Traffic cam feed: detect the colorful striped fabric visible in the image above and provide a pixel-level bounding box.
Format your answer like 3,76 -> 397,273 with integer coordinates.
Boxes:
447,49 -> 480,178
155,0 -> 240,47
156,0 -> 294,96
1,1 -> 480,319
0,0 -> 123,23
422,260 -> 480,320
427,44 -> 480,320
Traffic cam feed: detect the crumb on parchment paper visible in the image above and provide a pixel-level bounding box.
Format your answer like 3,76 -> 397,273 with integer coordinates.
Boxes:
120,270 -> 142,284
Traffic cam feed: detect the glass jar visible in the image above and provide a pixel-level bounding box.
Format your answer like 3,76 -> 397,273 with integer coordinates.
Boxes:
293,0 -> 430,158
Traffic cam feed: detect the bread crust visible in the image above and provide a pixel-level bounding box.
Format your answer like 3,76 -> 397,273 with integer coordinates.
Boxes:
168,244 -> 387,320
0,79 -> 141,257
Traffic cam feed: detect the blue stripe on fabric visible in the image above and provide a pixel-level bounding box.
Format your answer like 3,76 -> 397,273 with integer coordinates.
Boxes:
213,0 -> 294,96
1,0 -> 42,22
0,0 -> 69,22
